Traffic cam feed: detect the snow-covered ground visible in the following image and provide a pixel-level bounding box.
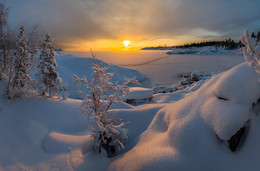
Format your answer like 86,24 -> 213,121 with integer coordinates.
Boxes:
1,49 -> 259,170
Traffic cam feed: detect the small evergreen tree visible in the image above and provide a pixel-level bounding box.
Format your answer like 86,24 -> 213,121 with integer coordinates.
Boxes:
73,54 -> 139,157
36,33 -> 62,96
6,26 -> 33,100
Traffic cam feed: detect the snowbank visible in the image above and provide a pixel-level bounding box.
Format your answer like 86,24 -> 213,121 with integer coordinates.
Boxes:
110,62 -> 260,170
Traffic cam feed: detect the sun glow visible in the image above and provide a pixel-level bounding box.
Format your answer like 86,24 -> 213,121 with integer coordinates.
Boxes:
65,38 -> 182,51
123,40 -> 131,48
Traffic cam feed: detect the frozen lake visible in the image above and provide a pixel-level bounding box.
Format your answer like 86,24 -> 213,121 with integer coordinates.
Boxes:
67,50 -> 245,86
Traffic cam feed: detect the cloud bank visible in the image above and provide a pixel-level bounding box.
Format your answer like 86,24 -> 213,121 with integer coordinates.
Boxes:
7,0 -> 260,49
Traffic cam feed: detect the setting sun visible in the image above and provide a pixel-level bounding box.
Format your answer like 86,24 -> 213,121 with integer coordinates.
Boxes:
123,40 -> 131,48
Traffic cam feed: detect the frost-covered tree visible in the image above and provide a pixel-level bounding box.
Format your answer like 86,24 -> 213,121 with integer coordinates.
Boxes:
36,33 -> 62,96
240,29 -> 260,74
6,26 -> 33,100
73,56 -> 139,157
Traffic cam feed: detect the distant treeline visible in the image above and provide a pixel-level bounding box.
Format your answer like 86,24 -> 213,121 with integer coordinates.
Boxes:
142,31 -> 260,50
176,39 -> 240,50
142,39 -> 241,50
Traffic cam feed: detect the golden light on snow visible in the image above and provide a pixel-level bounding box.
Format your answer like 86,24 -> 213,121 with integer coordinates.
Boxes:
123,40 -> 131,48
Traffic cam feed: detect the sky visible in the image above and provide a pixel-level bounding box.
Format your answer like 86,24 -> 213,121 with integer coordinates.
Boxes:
6,0 -> 260,51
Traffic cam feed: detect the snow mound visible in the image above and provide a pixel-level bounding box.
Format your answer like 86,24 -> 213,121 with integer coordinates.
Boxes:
201,63 -> 260,140
213,63 -> 260,103
55,54 -> 152,99
110,62 -> 260,170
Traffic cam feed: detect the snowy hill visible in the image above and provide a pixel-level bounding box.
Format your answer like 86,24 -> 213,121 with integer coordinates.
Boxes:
55,54 -> 152,99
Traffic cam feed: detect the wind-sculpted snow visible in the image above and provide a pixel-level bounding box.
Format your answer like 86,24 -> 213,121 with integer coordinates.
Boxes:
109,62 -> 260,171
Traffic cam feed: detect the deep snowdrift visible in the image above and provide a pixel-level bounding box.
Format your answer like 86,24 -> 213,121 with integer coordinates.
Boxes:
109,62 -> 260,171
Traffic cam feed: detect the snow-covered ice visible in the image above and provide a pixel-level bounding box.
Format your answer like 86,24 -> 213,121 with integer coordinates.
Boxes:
68,50 -> 244,87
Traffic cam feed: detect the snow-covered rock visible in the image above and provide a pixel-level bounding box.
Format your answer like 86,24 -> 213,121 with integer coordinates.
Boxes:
201,63 -> 260,140
152,71 -> 214,94
122,87 -> 153,105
